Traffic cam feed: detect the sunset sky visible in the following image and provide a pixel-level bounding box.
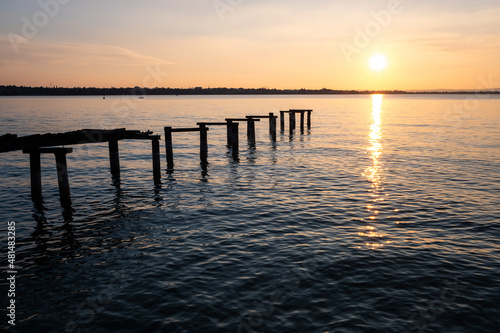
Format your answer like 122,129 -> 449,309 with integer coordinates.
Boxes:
1,0 -> 499,90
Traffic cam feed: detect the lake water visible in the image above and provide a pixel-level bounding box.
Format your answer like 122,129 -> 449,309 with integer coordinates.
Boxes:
0,95 -> 499,333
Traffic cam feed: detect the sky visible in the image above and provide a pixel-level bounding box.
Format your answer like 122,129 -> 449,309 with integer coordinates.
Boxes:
1,0 -> 500,90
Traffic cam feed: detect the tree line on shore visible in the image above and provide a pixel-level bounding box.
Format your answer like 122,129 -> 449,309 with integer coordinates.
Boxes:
0,85 -> 498,96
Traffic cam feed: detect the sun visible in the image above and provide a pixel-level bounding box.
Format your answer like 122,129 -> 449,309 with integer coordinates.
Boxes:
370,54 -> 387,71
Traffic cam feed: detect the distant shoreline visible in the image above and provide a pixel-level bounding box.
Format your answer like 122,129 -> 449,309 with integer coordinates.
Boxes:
1,85 -> 499,96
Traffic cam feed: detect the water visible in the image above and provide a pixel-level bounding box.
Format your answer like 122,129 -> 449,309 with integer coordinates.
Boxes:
0,95 -> 499,333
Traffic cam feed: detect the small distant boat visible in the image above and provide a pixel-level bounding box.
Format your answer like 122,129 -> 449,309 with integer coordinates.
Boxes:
139,96 -> 144,99
103,95 -> 106,99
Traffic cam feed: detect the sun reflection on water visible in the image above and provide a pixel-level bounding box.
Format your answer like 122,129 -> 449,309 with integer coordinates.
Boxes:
360,94 -> 387,249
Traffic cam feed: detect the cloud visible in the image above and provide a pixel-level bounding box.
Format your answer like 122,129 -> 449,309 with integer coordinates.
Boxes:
0,35 -> 173,67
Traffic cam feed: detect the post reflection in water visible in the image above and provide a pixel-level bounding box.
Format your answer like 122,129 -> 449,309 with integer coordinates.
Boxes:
360,94 -> 386,249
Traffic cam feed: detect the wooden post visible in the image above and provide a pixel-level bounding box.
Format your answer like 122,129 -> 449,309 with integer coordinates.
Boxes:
231,122 -> 239,159
289,111 -> 296,133
108,140 -> 120,178
54,150 -> 71,208
269,112 -> 277,141
152,137 -> 161,183
226,120 -> 233,146
246,116 -> 256,146
300,111 -> 305,134
164,127 -> 174,170
199,124 -> 208,167
29,151 -> 42,202
280,111 -> 285,132
307,110 -> 312,129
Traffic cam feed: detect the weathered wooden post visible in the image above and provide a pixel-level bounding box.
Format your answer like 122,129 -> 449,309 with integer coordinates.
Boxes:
28,151 -> 42,202
269,112 -> 277,141
307,110 -> 312,129
289,111 -> 296,133
152,137 -> 161,182
231,122 -> 239,159
199,124 -> 208,167
300,111 -> 305,134
280,111 -> 285,132
164,127 -> 174,170
226,120 -> 233,146
54,149 -> 72,208
246,116 -> 256,146
108,140 -> 120,178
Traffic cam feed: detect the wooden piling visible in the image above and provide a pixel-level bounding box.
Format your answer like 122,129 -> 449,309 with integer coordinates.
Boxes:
226,120 -> 233,147
152,137 -> 161,182
29,151 -> 42,202
199,124 -> 208,166
54,150 -> 72,208
164,127 -> 174,170
289,111 -> 296,133
246,116 -> 256,146
307,110 -> 312,129
108,140 -> 120,177
280,111 -> 285,132
300,111 -> 305,134
231,122 -> 239,159
269,112 -> 277,141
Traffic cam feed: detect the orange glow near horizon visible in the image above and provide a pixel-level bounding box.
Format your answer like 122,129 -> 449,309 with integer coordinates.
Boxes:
1,3 -> 500,90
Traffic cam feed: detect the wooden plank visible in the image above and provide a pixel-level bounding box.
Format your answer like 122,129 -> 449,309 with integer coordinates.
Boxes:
225,118 -> 261,122
167,127 -> 205,133
23,147 -> 73,153
3,129 -> 159,153
196,122 -> 228,126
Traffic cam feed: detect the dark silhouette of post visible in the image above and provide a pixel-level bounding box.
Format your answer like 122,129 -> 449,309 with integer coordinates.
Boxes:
152,137 -> 161,183
54,149 -> 72,208
29,151 -> 42,202
300,111 -> 305,134
269,112 -> 277,141
280,111 -> 286,132
164,127 -> 174,170
289,111 -> 296,133
307,110 -> 312,129
246,116 -> 256,146
108,140 -> 120,178
231,122 -> 239,159
226,120 -> 233,146
199,124 -> 208,167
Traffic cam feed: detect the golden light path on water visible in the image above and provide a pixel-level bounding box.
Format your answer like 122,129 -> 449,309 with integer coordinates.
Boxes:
360,94 -> 388,249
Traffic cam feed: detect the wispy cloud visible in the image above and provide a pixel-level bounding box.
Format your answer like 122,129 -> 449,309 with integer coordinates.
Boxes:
0,36 -> 173,67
